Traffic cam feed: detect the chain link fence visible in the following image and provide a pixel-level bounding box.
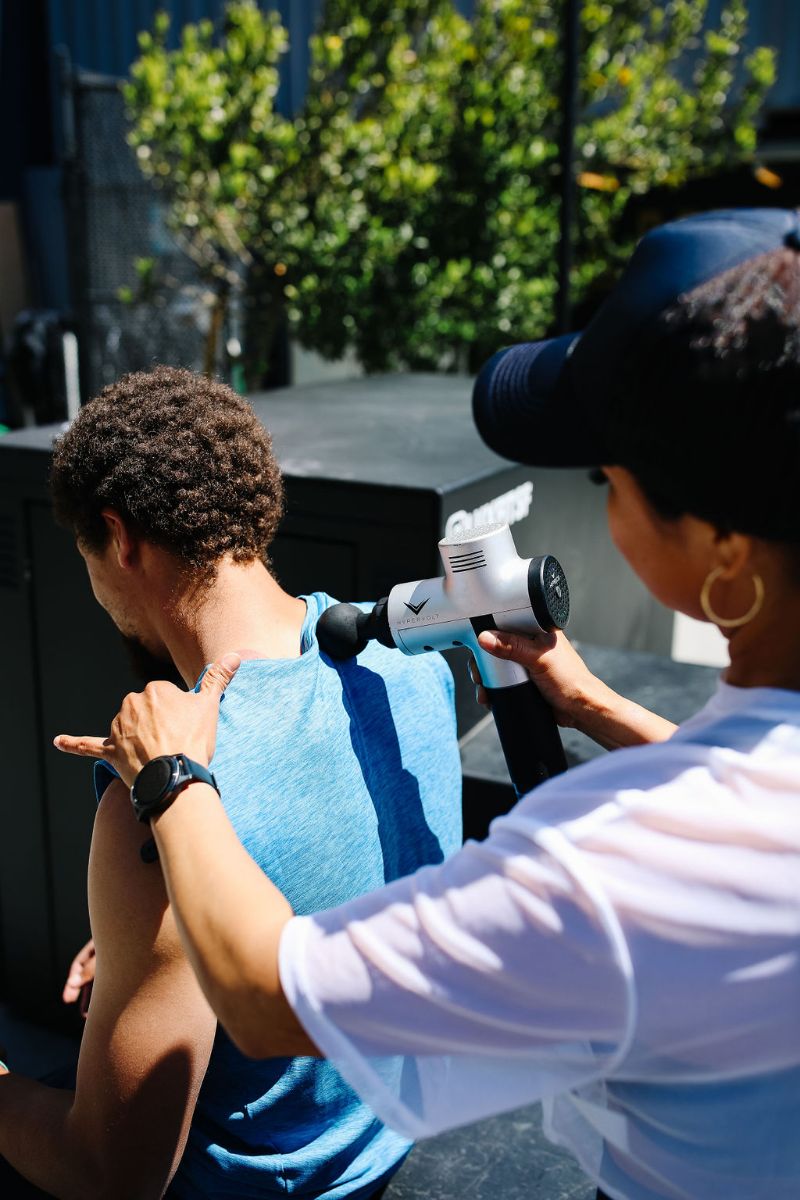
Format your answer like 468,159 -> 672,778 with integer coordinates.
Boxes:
63,69 -> 215,403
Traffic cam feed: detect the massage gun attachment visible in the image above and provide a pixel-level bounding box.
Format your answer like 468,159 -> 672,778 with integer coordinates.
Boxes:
314,595 -> 394,660
317,522 -> 570,797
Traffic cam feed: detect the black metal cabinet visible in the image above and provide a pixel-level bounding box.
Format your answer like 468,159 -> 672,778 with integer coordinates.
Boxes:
254,375 -> 671,658
0,438 -> 134,1021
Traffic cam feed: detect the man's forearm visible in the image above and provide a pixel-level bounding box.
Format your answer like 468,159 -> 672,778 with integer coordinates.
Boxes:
151,784 -> 315,1060
0,1076 -> 94,1199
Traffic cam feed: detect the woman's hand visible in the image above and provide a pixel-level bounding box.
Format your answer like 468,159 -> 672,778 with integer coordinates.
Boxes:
473,630 -> 677,750
54,653 -> 241,785
474,629 -> 605,730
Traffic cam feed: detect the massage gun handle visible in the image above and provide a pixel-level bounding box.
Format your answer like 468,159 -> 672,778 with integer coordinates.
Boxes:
488,679 -> 568,801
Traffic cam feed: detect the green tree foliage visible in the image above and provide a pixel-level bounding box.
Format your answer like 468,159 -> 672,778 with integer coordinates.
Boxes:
125,5 -> 297,375
126,0 -> 775,379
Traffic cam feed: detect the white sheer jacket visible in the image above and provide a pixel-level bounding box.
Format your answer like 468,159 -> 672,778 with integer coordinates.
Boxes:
280,683 -> 800,1200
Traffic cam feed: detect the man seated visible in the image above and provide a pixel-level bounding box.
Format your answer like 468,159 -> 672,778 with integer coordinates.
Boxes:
0,367 -> 462,1198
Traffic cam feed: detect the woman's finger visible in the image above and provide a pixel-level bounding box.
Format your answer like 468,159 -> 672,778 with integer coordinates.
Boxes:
477,629 -> 553,666
199,652 -> 242,700
53,734 -> 112,759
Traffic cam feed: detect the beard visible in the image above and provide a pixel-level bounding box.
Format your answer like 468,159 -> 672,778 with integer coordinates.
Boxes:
121,634 -> 186,689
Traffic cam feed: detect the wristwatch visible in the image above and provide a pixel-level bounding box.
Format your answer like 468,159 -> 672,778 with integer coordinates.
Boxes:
131,754 -> 219,824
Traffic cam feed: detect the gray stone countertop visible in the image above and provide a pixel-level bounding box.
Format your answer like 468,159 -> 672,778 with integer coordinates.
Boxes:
460,642 -> 720,781
384,1102 -> 595,1200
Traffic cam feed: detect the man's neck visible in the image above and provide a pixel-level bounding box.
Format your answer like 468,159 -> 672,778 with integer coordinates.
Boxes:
157,558 -> 307,687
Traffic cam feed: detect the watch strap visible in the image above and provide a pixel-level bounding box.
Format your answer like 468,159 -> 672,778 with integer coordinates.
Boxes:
132,753 -> 219,824
174,753 -> 218,795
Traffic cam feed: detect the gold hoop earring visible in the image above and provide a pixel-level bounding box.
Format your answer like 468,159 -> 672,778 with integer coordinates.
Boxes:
700,567 -> 764,629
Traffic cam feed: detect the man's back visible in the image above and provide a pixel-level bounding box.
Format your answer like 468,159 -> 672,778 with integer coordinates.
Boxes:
170,592 -> 462,1197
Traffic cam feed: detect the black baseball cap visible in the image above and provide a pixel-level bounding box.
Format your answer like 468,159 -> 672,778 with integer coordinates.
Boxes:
473,208 -> 800,467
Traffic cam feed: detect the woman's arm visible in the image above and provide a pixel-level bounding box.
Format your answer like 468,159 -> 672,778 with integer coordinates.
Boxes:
476,629 -> 677,749
150,780 -> 314,1059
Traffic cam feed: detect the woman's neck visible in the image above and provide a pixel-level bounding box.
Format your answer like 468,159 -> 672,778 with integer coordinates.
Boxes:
723,601 -> 800,691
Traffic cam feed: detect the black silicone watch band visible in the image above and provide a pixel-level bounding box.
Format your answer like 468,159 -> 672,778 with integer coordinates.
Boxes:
131,754 -> 219,824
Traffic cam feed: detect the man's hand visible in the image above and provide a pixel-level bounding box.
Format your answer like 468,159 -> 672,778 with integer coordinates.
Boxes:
54,653 -> 241,786
63,938 -> 96,1015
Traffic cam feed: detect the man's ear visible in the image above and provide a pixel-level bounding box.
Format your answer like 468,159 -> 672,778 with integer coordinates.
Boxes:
100,509 -> 138,569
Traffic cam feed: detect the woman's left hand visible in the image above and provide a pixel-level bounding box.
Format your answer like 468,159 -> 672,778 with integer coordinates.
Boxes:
54,653 -> 241,785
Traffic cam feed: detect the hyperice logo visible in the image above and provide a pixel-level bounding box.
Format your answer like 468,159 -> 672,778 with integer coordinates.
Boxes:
404,599 -> 429,616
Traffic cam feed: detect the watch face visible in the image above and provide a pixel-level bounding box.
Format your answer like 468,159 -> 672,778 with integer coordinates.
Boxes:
136,756 -> 176,806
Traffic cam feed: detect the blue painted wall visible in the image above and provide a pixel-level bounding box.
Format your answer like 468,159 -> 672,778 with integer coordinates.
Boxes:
705,0 -> 800,108
46,1 -> 323,112
44,0 -> 799,108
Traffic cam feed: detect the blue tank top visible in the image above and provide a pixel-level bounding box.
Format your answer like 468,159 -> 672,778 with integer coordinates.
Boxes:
168,593 -> 462,1197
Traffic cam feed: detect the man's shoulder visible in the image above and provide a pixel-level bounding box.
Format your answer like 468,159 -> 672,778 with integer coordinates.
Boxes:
93,778 -> 153,865
361,638 -> 454,701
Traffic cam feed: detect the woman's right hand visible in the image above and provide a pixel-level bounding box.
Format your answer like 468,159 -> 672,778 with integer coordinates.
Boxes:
472,629 -> 677,750
473,629 -> 605,731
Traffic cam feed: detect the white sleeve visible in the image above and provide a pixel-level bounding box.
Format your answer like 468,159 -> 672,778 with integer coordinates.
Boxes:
279,813 -> 635,1138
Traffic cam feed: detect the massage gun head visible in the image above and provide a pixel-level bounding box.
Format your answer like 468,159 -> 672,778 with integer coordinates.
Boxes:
316,598 -> 393,660
528,552 -> 570,632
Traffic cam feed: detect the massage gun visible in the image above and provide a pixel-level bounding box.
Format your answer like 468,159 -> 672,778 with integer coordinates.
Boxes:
316,522 -> 569,799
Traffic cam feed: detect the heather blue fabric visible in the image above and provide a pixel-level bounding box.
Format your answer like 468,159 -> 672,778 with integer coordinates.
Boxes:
97,592 -> 461,1198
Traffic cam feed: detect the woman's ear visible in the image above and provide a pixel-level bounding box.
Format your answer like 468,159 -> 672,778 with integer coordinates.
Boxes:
711,531 -> 754,581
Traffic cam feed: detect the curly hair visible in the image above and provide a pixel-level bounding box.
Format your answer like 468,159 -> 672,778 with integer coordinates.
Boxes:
607,247 -> 800,546
51,366 -> 285,569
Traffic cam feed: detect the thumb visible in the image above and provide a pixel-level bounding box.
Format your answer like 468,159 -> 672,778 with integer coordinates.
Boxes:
199,652 -> 242,699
